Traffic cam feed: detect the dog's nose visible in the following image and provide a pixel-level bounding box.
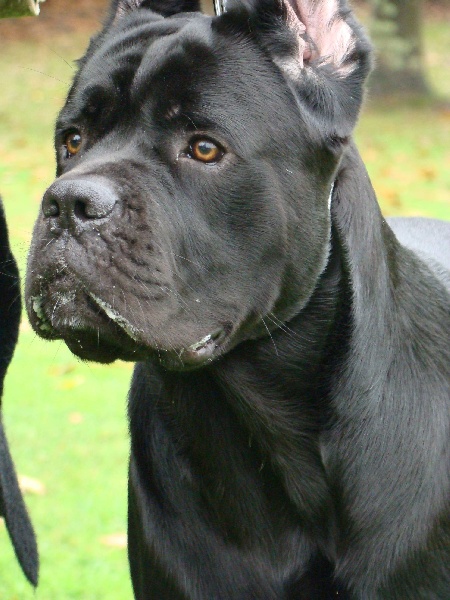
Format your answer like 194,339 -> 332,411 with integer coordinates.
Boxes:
42,178 -> 118,229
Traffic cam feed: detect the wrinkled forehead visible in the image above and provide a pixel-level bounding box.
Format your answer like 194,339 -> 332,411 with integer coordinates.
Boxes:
79,12 -> 213,92
67,10 -> 291,133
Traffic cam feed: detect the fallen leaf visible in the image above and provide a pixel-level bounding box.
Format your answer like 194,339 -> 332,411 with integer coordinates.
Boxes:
100,533 -> 127,549
48,364 -> 77,377
69,412 -> 84,425
56,375 -> 86,390
378,187 -> 402,208
419,167 -> 437,182
116,361 -> 134,371
19,320 -> 32,333
361,146 -> 380,163
18,475 -> 46,496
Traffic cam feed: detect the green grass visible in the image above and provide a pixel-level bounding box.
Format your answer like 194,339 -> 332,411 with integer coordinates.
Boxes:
353,10 -> 450,219
1,339 -> 133,599
355,100 -> 450,218
0,11 -> 449,600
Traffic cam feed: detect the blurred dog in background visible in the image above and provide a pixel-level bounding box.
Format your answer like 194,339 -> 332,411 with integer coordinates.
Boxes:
0,199 -> 38,586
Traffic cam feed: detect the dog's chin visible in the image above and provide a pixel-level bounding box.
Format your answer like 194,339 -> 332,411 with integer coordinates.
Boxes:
28,290 -> 232,370
28,293 -> 149,363
67,331 -> 228,370
64,333 -> 141,364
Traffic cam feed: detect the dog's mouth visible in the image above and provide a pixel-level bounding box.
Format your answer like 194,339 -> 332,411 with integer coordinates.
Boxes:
30,291 -> 148,363
156,327 -> 230,371
84,292 -> 231,370
29,290 -> 231,370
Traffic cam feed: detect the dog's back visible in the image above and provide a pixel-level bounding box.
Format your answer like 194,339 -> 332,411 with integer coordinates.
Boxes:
389,217 -> 450,289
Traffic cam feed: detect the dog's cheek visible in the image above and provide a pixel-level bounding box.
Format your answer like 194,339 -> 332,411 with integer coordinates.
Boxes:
265,169 -> 332,322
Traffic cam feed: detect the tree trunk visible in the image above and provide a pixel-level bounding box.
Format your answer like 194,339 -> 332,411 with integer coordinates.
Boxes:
369,0 -> 430,96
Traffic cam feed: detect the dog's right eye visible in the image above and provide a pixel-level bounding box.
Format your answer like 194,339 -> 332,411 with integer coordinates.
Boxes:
188,138 -> 224,164
64,132 -> 82,158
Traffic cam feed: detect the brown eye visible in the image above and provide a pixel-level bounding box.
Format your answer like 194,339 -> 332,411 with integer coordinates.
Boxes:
189,138 -> 223,164
64,132 -> 82,157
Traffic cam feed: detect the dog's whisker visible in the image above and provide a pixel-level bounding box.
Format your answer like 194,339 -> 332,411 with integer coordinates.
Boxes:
180,112 -> 198,130
259,314 -> 279,357
158,284 -> 198,318
8,293 -> 21,311
0,270 -> 19,279
19,66 -> 69,84
44,237 -> 56,250
134,295 -> 147,327
151,239 -> 203,269
0,257 -> 18,266
51,297 -> 61,322
170,271 -> 201,297
266,312 -> 298,337
42,44 -> 75,71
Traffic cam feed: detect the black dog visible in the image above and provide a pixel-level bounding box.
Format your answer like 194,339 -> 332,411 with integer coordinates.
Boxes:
26,0 -> 449,597
0,199 -> 38,586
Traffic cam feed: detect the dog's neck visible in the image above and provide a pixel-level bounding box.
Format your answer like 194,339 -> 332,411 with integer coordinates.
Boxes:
128,142 -> 399,538
130,210 -> 350,537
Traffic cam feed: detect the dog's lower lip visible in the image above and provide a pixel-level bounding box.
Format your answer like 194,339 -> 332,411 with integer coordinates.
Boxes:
81,293 -> 230,367
183,329 -> 223,361
31,295 -> 54,334
166,328 -> 228,369
87,292 -> 140,341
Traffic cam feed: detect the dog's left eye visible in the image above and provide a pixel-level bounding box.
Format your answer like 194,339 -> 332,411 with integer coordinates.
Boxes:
188,138 -> 224,164
64,131 -> 82,158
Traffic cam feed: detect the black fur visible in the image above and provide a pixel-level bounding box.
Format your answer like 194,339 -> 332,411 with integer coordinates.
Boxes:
26,0 -> 449,597
0,199 -> 38,586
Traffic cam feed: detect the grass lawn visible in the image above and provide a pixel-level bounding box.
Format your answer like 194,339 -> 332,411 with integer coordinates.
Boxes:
0,5 -> 449,599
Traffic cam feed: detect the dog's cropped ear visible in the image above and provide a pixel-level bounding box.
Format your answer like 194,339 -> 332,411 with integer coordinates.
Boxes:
220,0 -> 372,143
109,0 -> 200,21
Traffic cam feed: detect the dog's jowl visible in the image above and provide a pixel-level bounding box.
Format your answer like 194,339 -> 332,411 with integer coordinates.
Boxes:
26,0 -> 450,597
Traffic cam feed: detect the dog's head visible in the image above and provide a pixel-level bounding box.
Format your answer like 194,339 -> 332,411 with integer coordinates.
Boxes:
26,0 -> 371,370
